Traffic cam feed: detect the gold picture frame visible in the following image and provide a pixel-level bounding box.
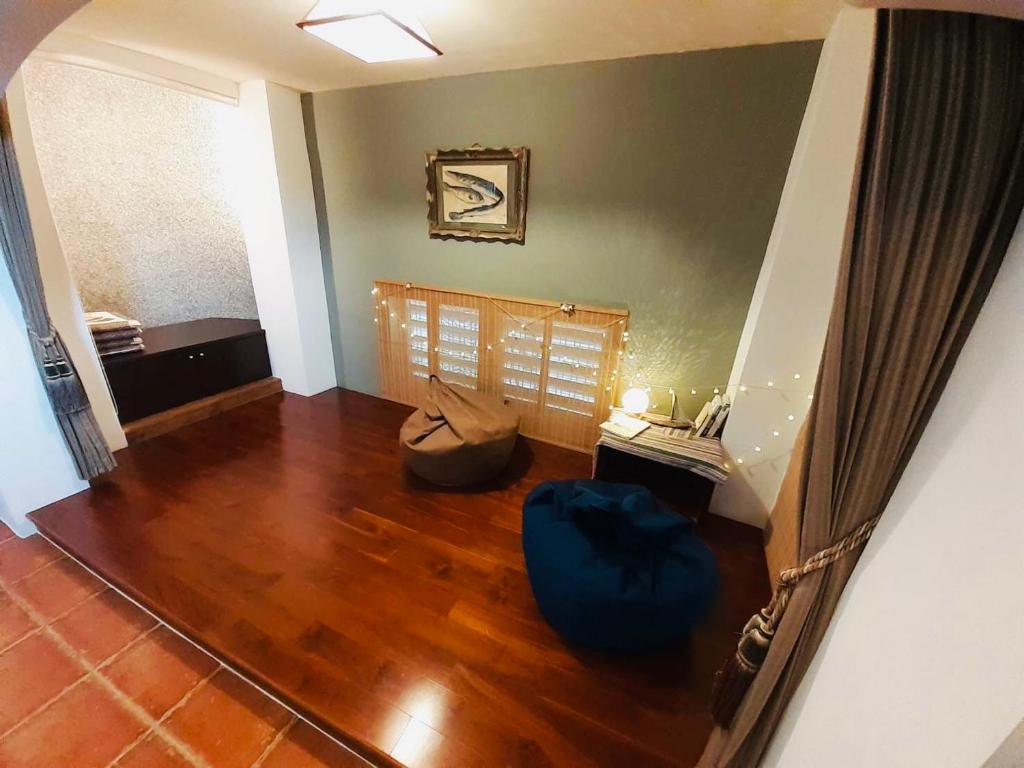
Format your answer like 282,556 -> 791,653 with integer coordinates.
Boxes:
425,146 -> 529,244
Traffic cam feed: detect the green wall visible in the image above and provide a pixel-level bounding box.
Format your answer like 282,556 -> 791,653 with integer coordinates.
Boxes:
304,42 -> 821,415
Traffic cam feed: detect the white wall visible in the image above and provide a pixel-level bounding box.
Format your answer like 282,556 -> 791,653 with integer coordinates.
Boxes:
6,71 -> 127,453
235,80 -> 336,397
764,216 -> 1024,768
0,255 -> 87,537
0,0 -> 95,537
709,8 -> 876,528
31,30 -> 239,104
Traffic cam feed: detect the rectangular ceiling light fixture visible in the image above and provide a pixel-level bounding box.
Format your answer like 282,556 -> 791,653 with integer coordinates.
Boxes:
297,1 -> 443,64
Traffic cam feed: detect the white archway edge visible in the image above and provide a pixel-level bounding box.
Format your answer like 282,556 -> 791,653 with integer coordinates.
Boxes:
0,0 -> 88,91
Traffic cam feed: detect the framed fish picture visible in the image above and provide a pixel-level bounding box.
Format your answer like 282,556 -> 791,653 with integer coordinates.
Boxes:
425,146 -> 529,244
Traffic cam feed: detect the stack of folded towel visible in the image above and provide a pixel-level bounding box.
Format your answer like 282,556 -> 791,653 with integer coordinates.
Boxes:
84,311 -> 145,357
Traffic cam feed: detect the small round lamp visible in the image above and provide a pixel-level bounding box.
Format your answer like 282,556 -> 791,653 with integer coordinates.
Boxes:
621,387 -> 650,415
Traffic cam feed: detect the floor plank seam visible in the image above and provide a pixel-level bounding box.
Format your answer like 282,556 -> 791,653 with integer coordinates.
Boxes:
24,390 -> 769,768
539,692 -> 682,765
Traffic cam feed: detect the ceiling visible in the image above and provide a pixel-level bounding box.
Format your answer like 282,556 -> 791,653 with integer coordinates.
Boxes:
55,0 -> 842,93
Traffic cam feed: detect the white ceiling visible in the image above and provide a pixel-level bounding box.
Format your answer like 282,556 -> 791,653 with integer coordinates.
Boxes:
55,0 -> 841,93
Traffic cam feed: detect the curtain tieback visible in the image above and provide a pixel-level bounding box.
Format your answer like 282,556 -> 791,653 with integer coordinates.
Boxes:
28,325 -> 58,344
28,326 -> 73,380
710,513 -> 882,727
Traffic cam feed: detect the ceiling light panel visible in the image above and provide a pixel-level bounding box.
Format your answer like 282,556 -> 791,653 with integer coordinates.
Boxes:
298,2 -> 442,63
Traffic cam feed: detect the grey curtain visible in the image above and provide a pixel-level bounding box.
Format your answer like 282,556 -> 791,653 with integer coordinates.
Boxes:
701,9 -> 1024,766
1,96 -> 116,479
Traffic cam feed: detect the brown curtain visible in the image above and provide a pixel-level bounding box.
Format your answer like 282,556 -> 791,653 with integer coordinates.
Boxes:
701,9 -> 1024,766
1,96 -> 116,479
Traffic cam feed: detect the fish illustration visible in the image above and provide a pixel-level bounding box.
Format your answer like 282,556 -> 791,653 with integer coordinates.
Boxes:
443,181 -> 484,204
443,169 -> 505,220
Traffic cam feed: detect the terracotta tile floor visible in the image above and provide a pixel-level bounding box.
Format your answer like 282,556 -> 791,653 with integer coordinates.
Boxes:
0,522 -> 371,768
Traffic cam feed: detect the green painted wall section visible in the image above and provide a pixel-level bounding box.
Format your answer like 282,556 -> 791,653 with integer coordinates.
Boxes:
304,42 -> 821,416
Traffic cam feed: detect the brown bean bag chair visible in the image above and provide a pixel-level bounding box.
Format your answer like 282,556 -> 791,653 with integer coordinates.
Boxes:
400,376 -> 520,486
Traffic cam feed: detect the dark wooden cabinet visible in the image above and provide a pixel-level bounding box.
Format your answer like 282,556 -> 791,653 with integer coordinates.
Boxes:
102,318 -> 272,424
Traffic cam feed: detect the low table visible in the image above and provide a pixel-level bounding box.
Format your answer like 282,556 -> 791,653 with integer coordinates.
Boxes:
592,421 -> 729,520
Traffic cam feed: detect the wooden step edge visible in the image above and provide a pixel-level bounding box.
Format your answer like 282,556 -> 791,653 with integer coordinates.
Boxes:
122,377 -> 284,445
26,523 -> 400,768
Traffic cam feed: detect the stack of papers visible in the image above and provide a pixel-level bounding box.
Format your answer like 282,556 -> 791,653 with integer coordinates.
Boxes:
599,411 -> 651,440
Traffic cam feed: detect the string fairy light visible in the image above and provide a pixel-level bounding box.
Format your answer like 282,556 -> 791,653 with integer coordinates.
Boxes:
370,280 -> 816,464
384,273 -> 803,401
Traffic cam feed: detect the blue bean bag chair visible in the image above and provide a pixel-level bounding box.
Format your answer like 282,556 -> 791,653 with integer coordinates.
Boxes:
522,480 -> 718,652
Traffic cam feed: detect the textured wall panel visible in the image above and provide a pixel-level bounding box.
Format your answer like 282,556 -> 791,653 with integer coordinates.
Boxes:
23,60 -> 257,328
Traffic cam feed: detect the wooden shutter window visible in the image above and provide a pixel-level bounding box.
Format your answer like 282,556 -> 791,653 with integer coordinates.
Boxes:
501,315 -> 544,405
406,298 -> 429,380
375,281 -> 627,452
544,321 -> 606,418
437,304 -> 480,389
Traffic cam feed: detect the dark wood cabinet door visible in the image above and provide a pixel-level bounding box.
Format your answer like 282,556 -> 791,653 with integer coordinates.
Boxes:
104,320 -> 273,424
195,335 -> 271,398
112,350 -> 203,422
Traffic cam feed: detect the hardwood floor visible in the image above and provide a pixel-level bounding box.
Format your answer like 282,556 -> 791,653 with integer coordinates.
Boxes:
30,389 -> 769,768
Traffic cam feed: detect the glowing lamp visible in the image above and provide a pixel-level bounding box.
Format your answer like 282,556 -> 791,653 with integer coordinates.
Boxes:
298,1 -> 442,64
621,387 -> 650,415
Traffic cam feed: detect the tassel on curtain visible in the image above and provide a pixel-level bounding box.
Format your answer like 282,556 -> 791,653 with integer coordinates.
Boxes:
711,514 -> 881,725
701,9 -> 1024,766
0,96 -> 115,479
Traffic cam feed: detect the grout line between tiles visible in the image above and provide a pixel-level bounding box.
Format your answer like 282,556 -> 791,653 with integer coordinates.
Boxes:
0,616 -> 162,741
0,659 -> 90,740
0,579 -> 214,768
35,532 -> 378,768
104,726 -> 157,768
0,619 -> 42,657
2,552 -> 67,587
105,665 -> 221,768
94,623 -> 162,672
249,715 -> 297,768
0,585 -> 153,659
